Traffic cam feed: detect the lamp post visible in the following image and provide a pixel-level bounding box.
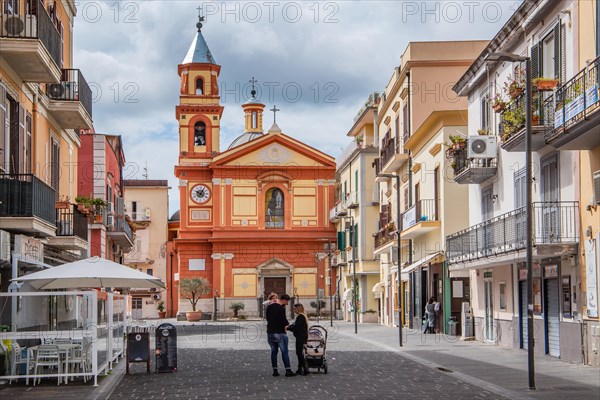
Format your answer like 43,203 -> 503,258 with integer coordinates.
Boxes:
377,173 -> 402,347
485,52 -> 534,390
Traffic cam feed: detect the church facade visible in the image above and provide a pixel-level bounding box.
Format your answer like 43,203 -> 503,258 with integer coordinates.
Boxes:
169,19 -> 337,316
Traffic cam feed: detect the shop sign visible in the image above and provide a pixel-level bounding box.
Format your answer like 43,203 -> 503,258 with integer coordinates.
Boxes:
14,235 -> 44,263
519,269 -> 528,281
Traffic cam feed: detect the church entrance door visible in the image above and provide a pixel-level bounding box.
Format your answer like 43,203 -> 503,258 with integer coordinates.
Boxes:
264,277 -> 286,298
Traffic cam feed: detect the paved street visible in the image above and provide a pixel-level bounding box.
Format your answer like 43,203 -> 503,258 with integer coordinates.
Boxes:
2,321 -> 598,399
109,322 -> 506,400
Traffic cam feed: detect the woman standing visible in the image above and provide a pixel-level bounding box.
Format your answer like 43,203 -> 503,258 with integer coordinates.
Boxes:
423,297 -> 436,334
287,303 -> 309,375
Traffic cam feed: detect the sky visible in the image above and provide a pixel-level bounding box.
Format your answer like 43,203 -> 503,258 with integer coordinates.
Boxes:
73,0 -> 521,215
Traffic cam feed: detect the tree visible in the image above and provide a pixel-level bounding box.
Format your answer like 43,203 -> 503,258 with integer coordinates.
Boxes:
229,302 -> 245,318
178,278 -> 210,312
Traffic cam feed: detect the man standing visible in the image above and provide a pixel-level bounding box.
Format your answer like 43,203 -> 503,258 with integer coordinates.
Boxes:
266,294 -> 296,377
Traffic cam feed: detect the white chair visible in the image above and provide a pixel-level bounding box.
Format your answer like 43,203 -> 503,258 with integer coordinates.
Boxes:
32,345 -> 61,386
9,343 -> 32,384
64,340 -> 90,382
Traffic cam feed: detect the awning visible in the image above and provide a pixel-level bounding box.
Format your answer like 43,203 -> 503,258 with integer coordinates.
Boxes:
402,251 -> 444,274
343,288 -> 353,299
372,282 -> 385,293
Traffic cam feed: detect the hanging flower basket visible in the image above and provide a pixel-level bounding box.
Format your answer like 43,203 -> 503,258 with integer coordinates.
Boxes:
509,87 -> 524,99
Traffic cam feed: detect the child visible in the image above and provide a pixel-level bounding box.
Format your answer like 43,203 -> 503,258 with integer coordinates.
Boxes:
287,303 -> 309,375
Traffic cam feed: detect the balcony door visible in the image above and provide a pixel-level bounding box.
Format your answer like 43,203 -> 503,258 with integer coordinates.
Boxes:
541,155 -> 560,243
514,168 -> 527,247
481,187 -> 494,254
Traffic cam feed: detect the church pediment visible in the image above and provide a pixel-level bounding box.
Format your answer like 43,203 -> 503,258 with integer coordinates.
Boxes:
212,133 -> 335,169
257,257 -> 295,275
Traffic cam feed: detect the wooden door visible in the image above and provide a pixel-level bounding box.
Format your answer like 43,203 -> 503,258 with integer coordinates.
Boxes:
264,277 -> 286,298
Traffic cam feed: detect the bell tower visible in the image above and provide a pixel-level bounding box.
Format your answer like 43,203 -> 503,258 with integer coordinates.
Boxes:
176,14 -> 224,161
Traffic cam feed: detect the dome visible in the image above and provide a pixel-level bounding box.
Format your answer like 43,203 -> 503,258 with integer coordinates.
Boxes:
227,132 -> 264,150
169,210 -> 180,222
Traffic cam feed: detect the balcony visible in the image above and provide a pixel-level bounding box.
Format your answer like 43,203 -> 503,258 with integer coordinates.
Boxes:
107,214 -> 134,250
499,93 -> 547,152
331,251 -> 347,267
378,132 -> 408,176
373,222 -> 396,250
0,173 -> 56,237
329,200 -> 348,222
450,147 -> 497,184
46,205 -> 89,251
400,199 -> 440,239
446,201 -> 579,265
346,192 -> 359,209
543,55 -> 600,150
46,69 -> 93,129
0,1 -> 62,82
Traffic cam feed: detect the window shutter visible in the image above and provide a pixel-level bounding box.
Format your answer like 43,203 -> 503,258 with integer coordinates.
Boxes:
353,224 -> 358,247
560,24 -> 566,83
531,43 -> 540,81
553,24 -> 561,80
25,112 -> 32,173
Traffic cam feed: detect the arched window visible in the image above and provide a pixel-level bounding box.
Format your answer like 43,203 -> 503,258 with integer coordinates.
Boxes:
265,188 -> 284,228
195,77 -> 204,95
194,121 -> 206,146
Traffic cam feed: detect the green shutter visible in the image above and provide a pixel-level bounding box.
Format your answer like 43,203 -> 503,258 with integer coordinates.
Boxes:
531,43 -> 540,81
553,24 -> 560,80
337,231 -> 346,250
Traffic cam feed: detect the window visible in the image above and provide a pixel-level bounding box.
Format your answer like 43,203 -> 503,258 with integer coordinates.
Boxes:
195,77 -> 204,95
51,137 -> 60,198
402,104 -> 409,146
403,185 -> 409,211
354,170 -> 358,193
252,111 -> 257,129
395,116 -> 400,153
25,112 -> 32,173
265,187 -> 284,228
562,276 -> 572,317
146,269 -> 153,276
194,121 -> 206,146
480,90 -> 490,131
499,281 -> 507,310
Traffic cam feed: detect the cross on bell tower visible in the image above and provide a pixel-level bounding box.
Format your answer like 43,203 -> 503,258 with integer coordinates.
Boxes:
270,105 -> 280,124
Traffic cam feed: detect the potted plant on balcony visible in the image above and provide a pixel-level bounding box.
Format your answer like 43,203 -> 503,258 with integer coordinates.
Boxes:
55,195 -> 71,209
533,77 -> 559,91
477,128 -> 491,136
492,94 -> 506,113
75,196 -> 93,215
445,134 -> 466,157
500,106 -> 525,142
503,73 -> 525,100
156,301 -> 166,319
178,277 -> 210,322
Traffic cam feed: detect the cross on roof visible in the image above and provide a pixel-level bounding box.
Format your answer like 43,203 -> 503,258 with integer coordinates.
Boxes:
270,105 -> 280,123
196,6 -> 205,30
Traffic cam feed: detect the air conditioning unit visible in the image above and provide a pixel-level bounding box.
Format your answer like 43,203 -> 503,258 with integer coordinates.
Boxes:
593,170 -> 600,205
467,135 -> 497,159
152,293 -> 161,300
150,287 -> 158,293
106,214 -> 114,228
144,208 -> 151,218
2,15 -> 37,37
47,82 -> 68,99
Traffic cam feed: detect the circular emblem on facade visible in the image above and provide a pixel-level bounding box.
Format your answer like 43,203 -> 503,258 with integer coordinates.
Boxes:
301,281 -> 309,289
241,281 -> 249,289
267,145 -> 281,161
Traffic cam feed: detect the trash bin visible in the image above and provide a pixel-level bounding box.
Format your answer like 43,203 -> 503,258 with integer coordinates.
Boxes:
448,319 -> 458,336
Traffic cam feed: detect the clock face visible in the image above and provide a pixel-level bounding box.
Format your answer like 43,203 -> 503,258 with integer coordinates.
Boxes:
190,184 -> 211,204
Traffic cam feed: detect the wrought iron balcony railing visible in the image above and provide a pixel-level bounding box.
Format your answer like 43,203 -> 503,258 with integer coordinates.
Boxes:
374,222 -> 396,249
446,201 -> 579,264
401,199 -> 438,231
543,55 -> 600,145
0,0 -> 62,67
0,173 -> 55,225
56,205 -> 88,241
46,69 -> 93,118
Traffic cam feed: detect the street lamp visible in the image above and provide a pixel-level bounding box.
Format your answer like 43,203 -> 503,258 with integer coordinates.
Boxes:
377,173 -> 402,347
485,52 -> 534,390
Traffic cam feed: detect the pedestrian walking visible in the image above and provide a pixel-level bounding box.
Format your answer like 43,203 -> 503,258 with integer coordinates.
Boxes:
423,297 -> 436,334
287,303 -> 310,375
266,293 -> 296,377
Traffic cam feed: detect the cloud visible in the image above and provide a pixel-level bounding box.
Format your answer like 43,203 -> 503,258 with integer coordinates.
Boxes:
73,1 -> 514,214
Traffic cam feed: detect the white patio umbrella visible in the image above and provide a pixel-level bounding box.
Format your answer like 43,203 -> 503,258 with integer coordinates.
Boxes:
11,256 -> 165,290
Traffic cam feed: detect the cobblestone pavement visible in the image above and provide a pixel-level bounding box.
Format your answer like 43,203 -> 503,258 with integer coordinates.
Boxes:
109,322 -> 508,400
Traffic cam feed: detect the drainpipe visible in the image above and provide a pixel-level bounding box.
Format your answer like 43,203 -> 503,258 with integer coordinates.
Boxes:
32,93 -> 38,175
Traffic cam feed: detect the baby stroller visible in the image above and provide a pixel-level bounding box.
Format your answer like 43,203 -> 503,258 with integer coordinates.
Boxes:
304,325 -> 328,373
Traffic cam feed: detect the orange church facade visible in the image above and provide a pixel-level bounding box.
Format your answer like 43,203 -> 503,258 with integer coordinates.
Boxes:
168,20 -> 336,317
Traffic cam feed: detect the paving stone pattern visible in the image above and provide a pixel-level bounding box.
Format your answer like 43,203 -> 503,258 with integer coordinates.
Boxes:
109,323 -> 507,400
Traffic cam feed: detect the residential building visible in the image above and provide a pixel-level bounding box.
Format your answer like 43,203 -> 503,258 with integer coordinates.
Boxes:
123,179 -> 169,319
449,0 -> 584,362
169,19 -> 336,317
373,41 -> 487,329
330,93 -> 380,323
77,133 -> 134,263
0,0 -> 92,292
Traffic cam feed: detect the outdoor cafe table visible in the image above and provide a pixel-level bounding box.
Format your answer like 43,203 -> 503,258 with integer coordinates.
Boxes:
25,343 -> 80,385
